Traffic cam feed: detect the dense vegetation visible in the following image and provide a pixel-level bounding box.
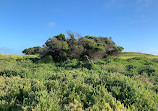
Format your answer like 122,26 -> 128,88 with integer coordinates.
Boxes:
22,46 -> 43,55
0,53 -> 158,110
23,33 -> 124,62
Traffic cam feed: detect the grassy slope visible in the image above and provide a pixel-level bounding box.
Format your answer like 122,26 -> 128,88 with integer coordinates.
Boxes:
1,52 -> 157,59
0,54 -> 37,59
119,52 -> 158,59
0,52 -> 158,110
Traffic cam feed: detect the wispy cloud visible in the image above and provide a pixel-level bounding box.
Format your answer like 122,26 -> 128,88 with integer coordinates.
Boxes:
103,0 -> 155,10
46,22 -> 56,28
103,0 -> 126,10
0,47 -> 12,54
0,47 -> 21,54
141,49 -> 158,55
136,0 -> 153,6
0,47 -> 10,51
129,14 -> 148,24
132,48 -> 158,56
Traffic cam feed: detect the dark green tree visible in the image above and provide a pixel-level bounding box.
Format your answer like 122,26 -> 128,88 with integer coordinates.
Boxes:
22,46 -> 43,55
41,33 -> 124,62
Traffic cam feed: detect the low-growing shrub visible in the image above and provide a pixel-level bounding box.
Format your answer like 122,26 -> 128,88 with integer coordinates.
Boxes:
0,53 -> 158,110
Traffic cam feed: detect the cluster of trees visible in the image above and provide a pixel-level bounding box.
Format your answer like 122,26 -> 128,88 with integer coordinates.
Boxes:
22,46 -> 43,55
22,32 -> 124,62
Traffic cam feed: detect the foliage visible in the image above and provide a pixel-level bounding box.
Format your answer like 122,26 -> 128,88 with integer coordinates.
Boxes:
22,46 -> 43,55
0,53 -> 158,110
41,33 -> 124,62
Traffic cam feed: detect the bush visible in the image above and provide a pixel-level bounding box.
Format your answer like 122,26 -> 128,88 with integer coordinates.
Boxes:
0,76 -> 60,111
40,33 -> 124,62
36,55 -> 55,64
1,54 -> 158,110
22,46 -> 43,55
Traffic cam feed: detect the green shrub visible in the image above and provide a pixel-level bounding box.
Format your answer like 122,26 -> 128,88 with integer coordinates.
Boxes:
22,46 -> 43,55
40,33 -> 124,62
1,53 -> 158,110
36,55 -> 55,64
0,76 -> 60,111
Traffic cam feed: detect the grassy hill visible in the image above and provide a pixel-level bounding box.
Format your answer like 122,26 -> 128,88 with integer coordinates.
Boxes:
1,52 -> 157,59
0,54 -> 37,59
0,52 -> 158,110
119,52 -> 158,59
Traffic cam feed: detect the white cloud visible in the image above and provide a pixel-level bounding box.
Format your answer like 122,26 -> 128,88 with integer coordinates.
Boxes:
46,22 -> 56,28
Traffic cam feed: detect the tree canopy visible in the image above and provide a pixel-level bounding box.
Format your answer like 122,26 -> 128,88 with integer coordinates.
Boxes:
22,46 -> 43,55
22,33 -> 124,61
41,33 -> 124,62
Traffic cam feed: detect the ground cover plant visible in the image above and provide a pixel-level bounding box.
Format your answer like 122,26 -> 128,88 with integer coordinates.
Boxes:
0,53 -> 158,111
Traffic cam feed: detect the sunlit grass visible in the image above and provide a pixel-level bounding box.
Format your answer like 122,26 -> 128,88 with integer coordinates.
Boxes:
119,56 -> 158,59
118,52 -> 158,59
0,54 -> 37,59
1,52 -> 158,59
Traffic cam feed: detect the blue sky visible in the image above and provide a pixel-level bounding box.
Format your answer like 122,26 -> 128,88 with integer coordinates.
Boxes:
0,0 -> 158,55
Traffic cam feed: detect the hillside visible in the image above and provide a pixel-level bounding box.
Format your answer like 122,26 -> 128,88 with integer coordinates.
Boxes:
119,52 -> 158,59
0,52 -> 158,110
1,52 -> 157,59
0,54 -> 37,59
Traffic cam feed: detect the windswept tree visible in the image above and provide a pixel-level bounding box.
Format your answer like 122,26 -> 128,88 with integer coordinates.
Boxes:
43,34 -> 69,61
22,46 -> 43,55
41,32 -> 124,62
